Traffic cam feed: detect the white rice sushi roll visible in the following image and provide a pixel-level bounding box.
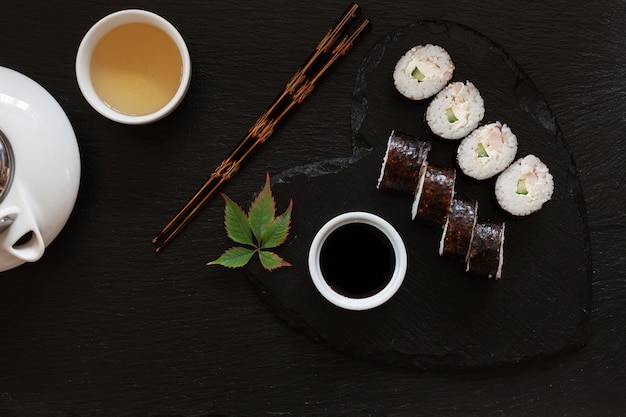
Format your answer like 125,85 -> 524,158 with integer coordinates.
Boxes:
393,44 -> 455,101
495,154 -> 554,216
425,81 -> 485,140
456,122 -> 518,180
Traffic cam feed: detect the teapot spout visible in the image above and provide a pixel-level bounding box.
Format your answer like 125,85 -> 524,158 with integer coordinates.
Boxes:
0,185 -> 46,265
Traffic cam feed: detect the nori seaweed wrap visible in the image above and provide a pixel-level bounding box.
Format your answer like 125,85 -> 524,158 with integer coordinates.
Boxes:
411,163 -> 456,227
466,219 -> 505,279
439,194 -> 478,262
377,130 -> 432,194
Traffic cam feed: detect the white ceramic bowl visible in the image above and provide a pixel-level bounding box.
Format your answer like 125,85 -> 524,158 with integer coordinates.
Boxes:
75,9 -> 192,124
308,212 -> 408,311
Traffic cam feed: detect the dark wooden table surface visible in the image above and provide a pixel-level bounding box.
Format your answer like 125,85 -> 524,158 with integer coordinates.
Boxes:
1,1 -> 624,416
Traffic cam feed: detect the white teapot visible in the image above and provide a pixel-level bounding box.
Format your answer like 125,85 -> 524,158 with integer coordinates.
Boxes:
0,66 -> 81,272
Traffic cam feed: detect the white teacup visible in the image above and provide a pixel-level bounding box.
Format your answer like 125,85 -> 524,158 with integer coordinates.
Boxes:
75,9 -> 192,124
308,212 -> 408,311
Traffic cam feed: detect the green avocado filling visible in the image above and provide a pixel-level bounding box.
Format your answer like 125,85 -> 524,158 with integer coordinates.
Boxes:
411,66 -> 426,81
477,143 -> 489,158
445,107 -> 458,123
516,179 -> 529,195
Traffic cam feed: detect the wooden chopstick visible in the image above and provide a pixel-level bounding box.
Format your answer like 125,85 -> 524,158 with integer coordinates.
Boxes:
152,3 -> 370,253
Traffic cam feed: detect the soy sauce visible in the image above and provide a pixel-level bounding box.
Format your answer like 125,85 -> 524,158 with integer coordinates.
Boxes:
320,223 -> 395,298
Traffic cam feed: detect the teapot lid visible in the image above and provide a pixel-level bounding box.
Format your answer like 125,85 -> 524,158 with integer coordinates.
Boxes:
0,129 -> 13,204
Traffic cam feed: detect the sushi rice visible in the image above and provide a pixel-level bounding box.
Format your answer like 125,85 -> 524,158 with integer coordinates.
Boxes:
495,154 -> 554,216
426,81 -> 485,140
393,44 -> 454,101
456,122 -> 518,180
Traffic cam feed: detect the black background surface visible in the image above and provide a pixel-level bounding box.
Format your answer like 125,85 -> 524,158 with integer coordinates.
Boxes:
0,1 -> 624,416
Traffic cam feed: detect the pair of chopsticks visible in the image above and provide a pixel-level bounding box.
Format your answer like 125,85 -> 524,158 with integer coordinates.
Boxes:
152,3 -> 371,252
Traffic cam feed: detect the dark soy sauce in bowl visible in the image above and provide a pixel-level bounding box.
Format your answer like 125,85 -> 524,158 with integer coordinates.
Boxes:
319,223 -> 395,298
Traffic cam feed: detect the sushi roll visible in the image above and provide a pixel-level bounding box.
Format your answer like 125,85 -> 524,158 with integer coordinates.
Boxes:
439,194 -> 479,262
411,163 -> 456,227
425,81 -> 485,140
456,122 -> 518,180
466,219 -> 505,279
393,44 -> 455,101
377,130 -> 432,194
495,154 -> 554,216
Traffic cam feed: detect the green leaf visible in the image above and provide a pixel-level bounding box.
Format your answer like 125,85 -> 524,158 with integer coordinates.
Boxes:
258,250 -> 292,271
222,193 -> 254,246
260,199 -> 292,249
208,246 -> 255,268
209,173 -> 293,271
248,172 -> 276,243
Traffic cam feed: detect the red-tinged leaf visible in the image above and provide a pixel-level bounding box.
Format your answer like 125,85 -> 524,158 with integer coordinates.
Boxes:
211,174 -> 294,272
222,193 -> 254,246
258,250 -> 292,271
208,246 -> 255,269
248,172 -> 275,244
260,199 -> 292,249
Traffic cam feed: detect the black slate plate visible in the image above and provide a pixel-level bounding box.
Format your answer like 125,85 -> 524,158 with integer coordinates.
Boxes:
245,21 -> 592,370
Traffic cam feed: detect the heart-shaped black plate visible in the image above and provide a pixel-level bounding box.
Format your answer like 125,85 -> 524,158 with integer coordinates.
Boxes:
245,21 -> 592,370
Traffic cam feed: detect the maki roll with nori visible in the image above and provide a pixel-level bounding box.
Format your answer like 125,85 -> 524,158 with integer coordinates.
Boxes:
411,163 -> 456,227
393,44 -> 455,101
456,122 -> 518,180
439,194 -> 479,262
495,154 -> 554,216
425,81 -> 485,140
466,219 -> 505,279
377,130 -> 432,194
